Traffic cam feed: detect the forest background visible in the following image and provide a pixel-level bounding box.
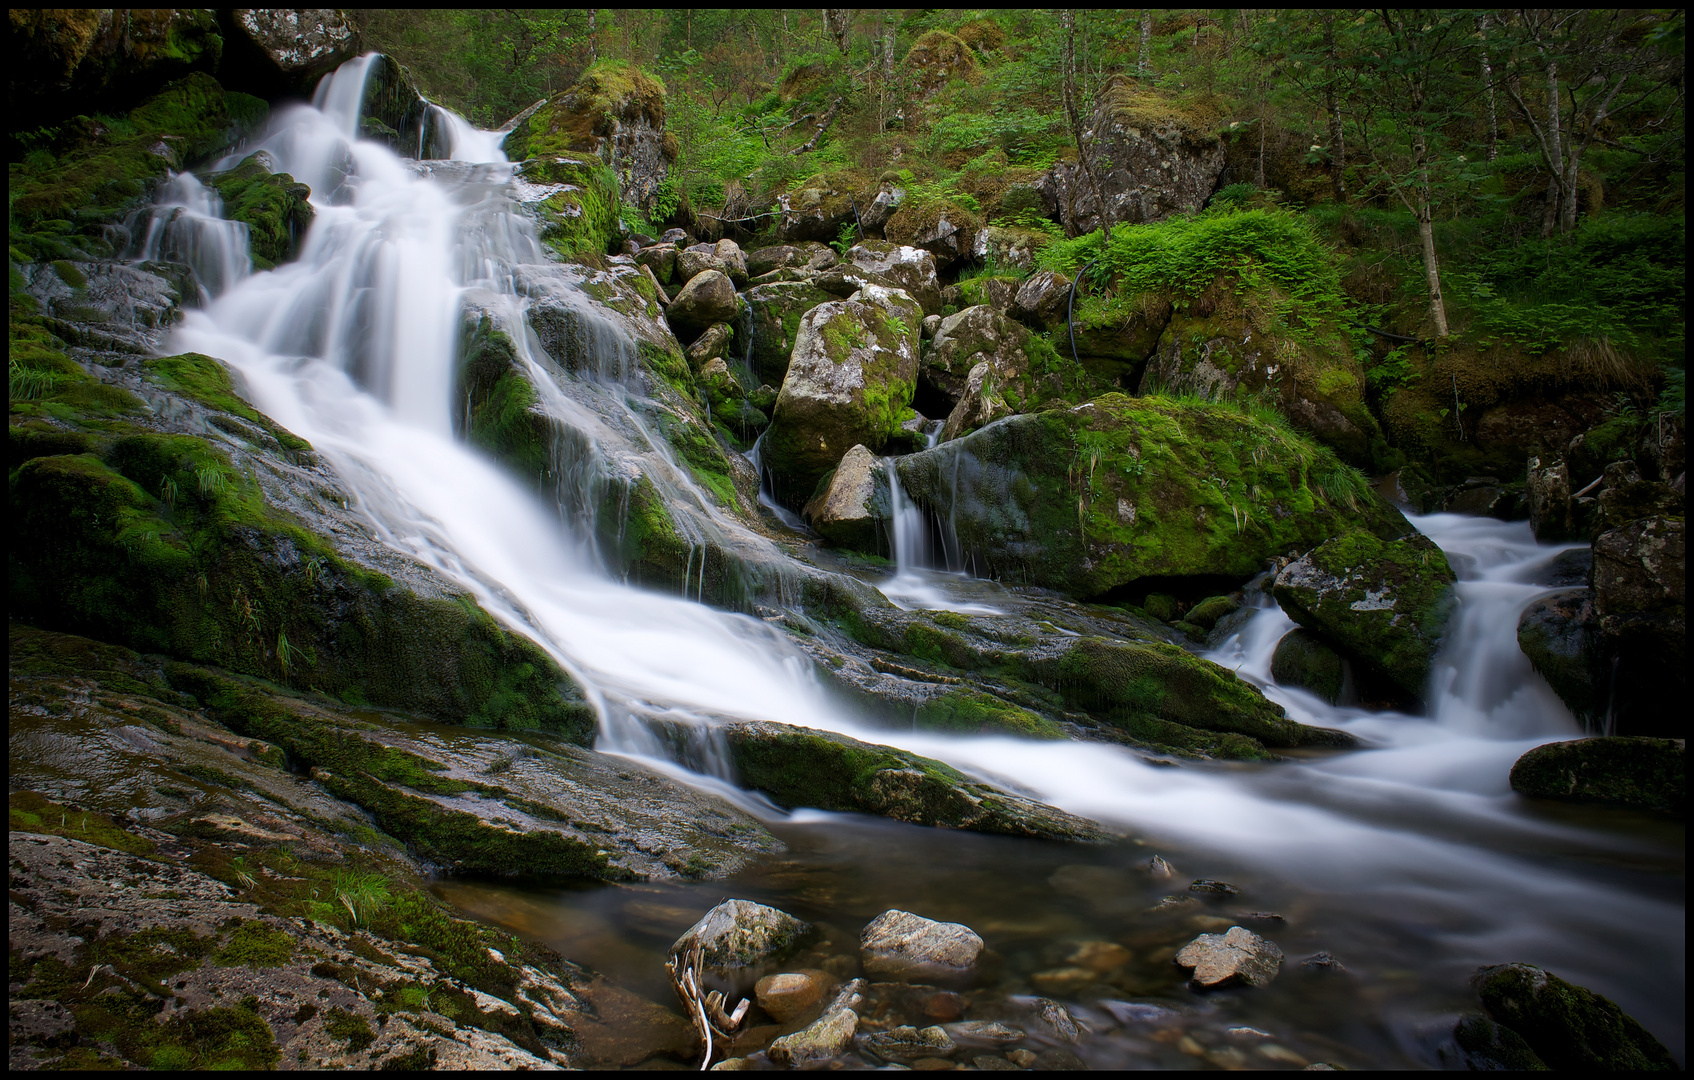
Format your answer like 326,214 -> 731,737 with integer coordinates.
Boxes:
350,7 -> 1685,447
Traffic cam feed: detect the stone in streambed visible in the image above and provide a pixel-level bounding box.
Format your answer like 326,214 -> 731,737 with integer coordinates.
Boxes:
754,969 -> 834,1023
764,979 -> 865,1067
1175,926 -> 1284,989
1516,590 -> 1601,723
666,269 -> 740,343
1473,962 -> 1677,1071
1451,1013 -> 1550,1071
1509,737 -> 1685,813
802,444 -> 886,551
670,899 -> 811,982
860,1024 -> 959,1063
861,910 -> 984,983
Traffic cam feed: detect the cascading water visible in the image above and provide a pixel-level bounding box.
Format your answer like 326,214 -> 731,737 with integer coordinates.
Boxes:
127,172 -> 251,302
880,456 -> 1000,614
153,56 -> 1680,1062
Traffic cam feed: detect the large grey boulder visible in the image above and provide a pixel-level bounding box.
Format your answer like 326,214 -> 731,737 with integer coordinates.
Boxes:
921,305 -> 1033,409
1174,926 -> 1283,989
1038,77 -> 1226,235
666,269 -> 740,343
677,240 -> 747,287
1008,269 -> 1072,328
860,910 -> 985,983
803,444 -> 887,551
845,241 -> 942,315
669,899 -> 811,983
746,242 -> 836,278
743,280 -> 833,387
761,285 -> 922,498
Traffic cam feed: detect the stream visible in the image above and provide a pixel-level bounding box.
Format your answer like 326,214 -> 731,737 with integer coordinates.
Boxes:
154,57 -> 1683,1068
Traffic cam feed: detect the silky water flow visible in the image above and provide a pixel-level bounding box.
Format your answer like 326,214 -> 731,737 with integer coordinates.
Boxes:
153,56 -> 1682,1065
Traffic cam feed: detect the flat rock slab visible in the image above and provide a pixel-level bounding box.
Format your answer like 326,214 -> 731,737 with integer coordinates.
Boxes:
1175,925 -> 1284,989
861,909 -> 984,983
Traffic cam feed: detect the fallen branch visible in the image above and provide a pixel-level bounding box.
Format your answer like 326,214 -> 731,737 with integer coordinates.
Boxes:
792,97 -> 845,155
666,942 -> 749,1070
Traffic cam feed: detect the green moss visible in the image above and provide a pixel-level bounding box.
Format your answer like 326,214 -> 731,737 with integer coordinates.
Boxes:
914,689 -> 1065,739
207,154 -> 314,267
213,919 -> 297,968
1509,737 -> 1684,812
325,1007 -> 377,1053
1475,963 -> 1677,1071
142,353 -> 312,451
7,791 -> 157,855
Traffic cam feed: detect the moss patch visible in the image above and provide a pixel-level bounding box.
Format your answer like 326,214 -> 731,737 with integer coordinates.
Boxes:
8,790 -> 156,856
206,153 -> 314,268
914,689 -> 1065,739
213,919 -> 297,968
1509,737 -> 1684,813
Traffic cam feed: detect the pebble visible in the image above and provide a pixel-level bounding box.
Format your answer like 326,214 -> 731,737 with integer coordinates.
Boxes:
1146,855 -> 1174,880
861,910 -> 984,983
1032,998 -> 1084,1042
1006,1048 -> 1037,1067
1066,940 -> 1131,972
944,1020 -> 1024,1046
974,1054 -> 1019,1071
1187,879 -> 1240,895
765,1007 -> 857,1067
859,1024 -> 958,1063
1149,895 -> 1198,912
1300,951 -> 1347,973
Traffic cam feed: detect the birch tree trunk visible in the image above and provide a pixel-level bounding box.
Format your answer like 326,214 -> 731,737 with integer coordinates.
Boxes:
1480,12 -> 1499,162
1412,124 -> 1450,338
1542,59 -> 1563,237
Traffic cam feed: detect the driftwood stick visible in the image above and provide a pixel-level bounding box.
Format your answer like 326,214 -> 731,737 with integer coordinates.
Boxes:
792,97 -> 845,154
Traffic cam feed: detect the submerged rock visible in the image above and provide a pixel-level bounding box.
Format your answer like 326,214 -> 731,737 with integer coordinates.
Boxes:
1175,926 -> 1284,989
719,720 -> 1117,841
754,970 -> 835,1023
1509,737 -> 1685,812
860,910 -> 985,984
1473,963 -> 1677,1071
860,1024 -> 959,1062
1451,1013 -> 1550,1071
765,999 -> 858,1066
1273,531 -> 1456,700
671,900 -> 812,982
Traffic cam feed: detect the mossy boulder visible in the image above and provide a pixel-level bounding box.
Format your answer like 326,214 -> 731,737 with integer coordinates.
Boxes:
1473,963 -> 1678,1071
803,444 -> 887,552
1509,737 -> 1684,813
894,393 -> 1412,599
206,152 -> 314,269
1137,276 -> 1377,464
903,31 -> 980,97
720,719 -> 1116,842
505,59 -> 675,216
1037,636 -> 1353,755
1273,531 -> 1456,701
1451,1014 -> 1550,1071
763,285 -> 922,501
745,281 -> 835,387
1270,628 -> 1347,706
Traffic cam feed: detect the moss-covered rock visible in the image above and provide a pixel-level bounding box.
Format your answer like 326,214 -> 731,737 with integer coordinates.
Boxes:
764,285 -> 922,500
894,393 -> 1411,599
1451,1014 -> 1551,1071
1509,737 -> 1684,812
913,689 -> 1065,739
1270,628 -> 1346,706
903,31 -> 980,97
206,152 -> 313,269
503,59 -> 675,217
1473,963 -> 1678,1071
745,280 -> 835,387
1038,636 -> 1353,754
10,9 -> 224,126
1273,531 -> 1455,700
721,720 -> 1116,841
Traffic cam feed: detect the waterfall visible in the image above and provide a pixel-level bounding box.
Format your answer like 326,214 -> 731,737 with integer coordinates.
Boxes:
127,172 -> 251,302
155,58 -> 1679,1041
878,454 -> 995,613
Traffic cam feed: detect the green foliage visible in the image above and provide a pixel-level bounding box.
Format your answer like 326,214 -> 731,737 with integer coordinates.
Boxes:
333,871 -> 392,929
213,920 -> 297,968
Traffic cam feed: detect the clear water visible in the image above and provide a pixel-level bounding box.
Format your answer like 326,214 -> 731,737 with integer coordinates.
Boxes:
153,57 -> 1683,1068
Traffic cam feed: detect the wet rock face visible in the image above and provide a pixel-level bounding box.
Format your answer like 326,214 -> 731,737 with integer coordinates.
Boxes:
1591,510 -> 1685,735
1273,531 -> 1456,701
1509,737 -> 1685,812
1473,963 -> 1679,1071
1526,455 -> 1577,541
1516,590 -> 1600,723
1039,79 -> 1226,236
1270,629 -> 1347,706
860,910 -> 985,984
803,444 -> 888,552
670,900 -> 813,982
225,9 -> 361,96
1174,926 -> 1284,989
762,285 -> 922,498
744,280 -> 834,386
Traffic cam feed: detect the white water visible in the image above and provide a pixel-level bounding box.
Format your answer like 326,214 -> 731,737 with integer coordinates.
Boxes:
155,59 -> 1679,1053
128,172 -> 251,302
880,456 -> 1002,614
